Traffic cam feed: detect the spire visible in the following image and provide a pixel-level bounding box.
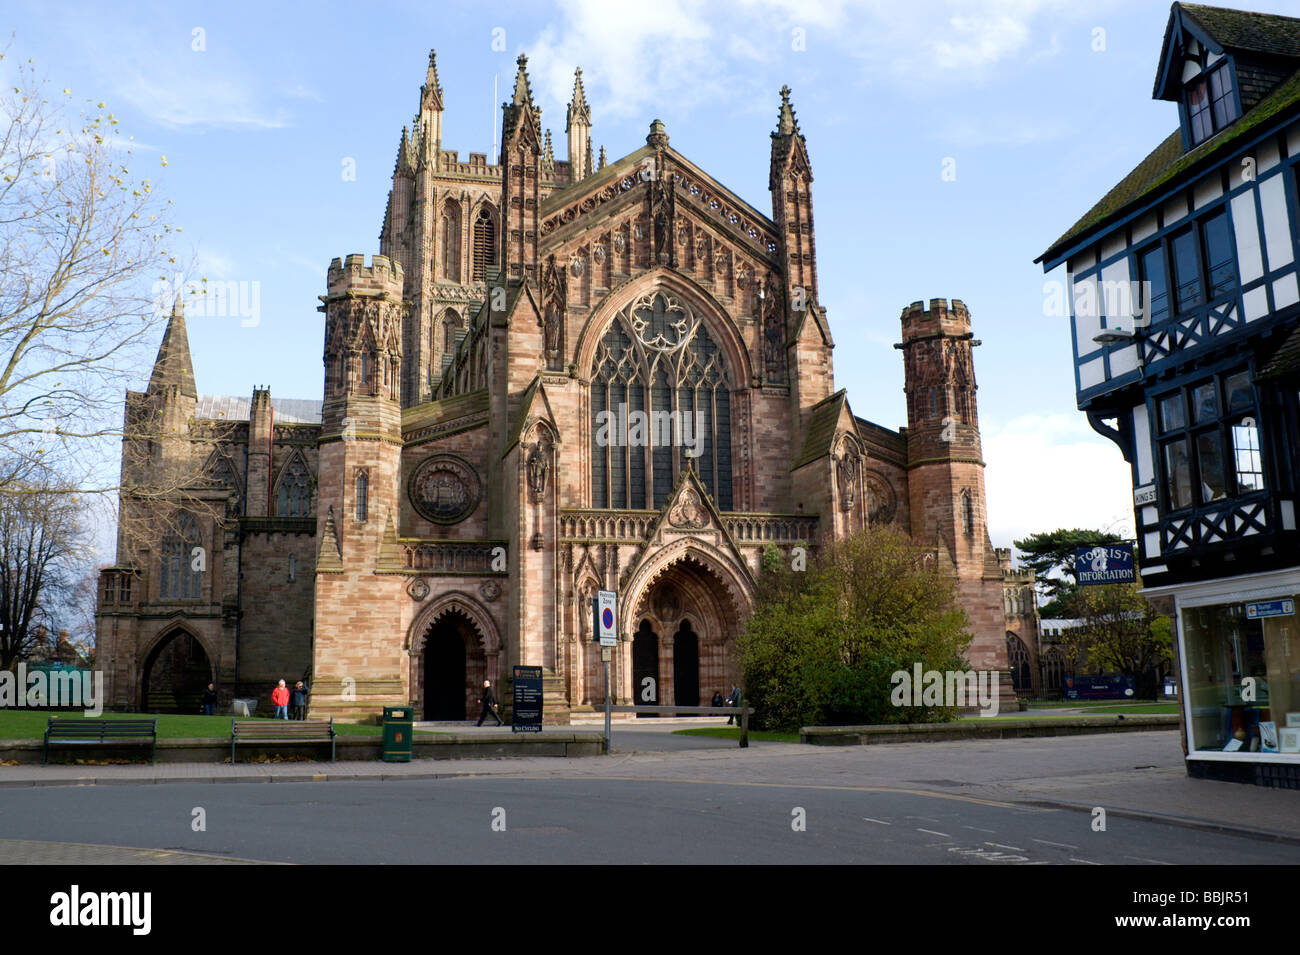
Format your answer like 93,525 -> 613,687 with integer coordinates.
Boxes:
584,138 -> 594,180
394,125 -> 414,176
770,85 -> 811,183
542,129 -> 555,178
567,67 -> 591,128
512,54 -> 535,108
598,145 -> 607,170
776,84 -> 798,136
148,296 -> 198,399
421,50 -> 443,110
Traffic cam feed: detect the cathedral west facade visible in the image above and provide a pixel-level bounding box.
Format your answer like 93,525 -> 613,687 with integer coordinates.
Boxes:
96,53 -> 1032,721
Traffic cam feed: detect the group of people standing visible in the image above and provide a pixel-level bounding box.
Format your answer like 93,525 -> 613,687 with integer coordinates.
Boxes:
271,679 -> 310,720
199,680 -> 310,719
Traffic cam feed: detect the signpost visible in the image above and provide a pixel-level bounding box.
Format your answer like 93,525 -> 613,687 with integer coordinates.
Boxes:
1074,544 -> 1136,585
512,665 -> 543,733
1246,599 -> 1294,619
595,589 -> 617,749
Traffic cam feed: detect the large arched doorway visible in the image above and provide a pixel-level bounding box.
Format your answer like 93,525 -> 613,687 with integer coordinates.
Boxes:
673,620 -> 699,707
629,551 -> 743,712
419,609 -> 486,721
633,619 -> 659,717
141,630 -> 212,714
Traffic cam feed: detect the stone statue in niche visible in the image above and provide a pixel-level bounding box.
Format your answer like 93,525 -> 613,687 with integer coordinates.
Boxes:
527,433 -> 552,502
837,447 -> 858,511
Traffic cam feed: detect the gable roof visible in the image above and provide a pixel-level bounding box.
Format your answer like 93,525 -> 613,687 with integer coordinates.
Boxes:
791,389 -> 849,471
1180,4 -> 1300,60
1037,64 -> 1300,268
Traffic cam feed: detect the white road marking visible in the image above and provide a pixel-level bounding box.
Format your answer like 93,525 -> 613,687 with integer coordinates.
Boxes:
985,841 -> 1025,851
1124,855 -> 1172,865
1070,858 -> 1101,865
1033,838 -> 1079,849
917,828 -> 951,837
863,817 -> 891,825
962,825 -> 996,833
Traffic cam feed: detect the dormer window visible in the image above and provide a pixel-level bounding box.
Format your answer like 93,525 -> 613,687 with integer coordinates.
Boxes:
1184,60 -> 1238,146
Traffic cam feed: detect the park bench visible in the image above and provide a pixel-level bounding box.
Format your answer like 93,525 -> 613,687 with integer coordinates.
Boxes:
230,718 -> 336,763
43,718 -> 158,765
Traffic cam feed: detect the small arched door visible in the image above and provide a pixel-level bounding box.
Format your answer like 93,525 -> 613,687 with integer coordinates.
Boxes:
141,630 -> 212,714
633,619 -> 659,717
423,619 -> 469,720
673,620 -> 699,708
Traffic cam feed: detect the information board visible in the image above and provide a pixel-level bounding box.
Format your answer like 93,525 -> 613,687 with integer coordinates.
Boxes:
512,665 -> 543,733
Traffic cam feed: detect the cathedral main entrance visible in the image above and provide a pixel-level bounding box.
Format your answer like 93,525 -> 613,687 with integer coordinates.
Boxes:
141,629 -> 212,714
418,609 -> 485,721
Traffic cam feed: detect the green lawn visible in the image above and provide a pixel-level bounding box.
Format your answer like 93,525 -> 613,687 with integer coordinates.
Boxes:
673,727 -> 801,743
0,711 -> 444,741
1088,703 -> 1179,714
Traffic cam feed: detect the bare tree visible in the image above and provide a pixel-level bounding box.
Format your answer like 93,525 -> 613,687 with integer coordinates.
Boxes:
0,45 -> 179,495
0,460 -> 89,669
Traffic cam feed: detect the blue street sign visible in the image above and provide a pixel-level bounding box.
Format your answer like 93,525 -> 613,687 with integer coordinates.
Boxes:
1246,600 -> 1295,620
1074,544 -> 1135,585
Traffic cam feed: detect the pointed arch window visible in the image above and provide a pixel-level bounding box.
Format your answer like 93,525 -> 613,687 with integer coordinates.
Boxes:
355,469 -> 369,523
960,489 -> 974,537
472,207 -> 497,281
441,199 -> 462,280
443,309 -> 461,355
276,456 -> 312,517
160,513 -> 203,601
590,292 -> 733,511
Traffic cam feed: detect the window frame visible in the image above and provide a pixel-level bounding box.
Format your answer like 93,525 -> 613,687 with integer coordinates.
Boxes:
1152,365 -> 1266,517
1132,205 -> 1238,329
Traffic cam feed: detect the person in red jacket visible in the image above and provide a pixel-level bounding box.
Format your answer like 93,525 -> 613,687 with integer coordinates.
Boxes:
271,679 -> 290,720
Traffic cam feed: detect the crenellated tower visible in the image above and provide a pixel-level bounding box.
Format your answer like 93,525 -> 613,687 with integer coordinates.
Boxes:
313,254 -> 408,717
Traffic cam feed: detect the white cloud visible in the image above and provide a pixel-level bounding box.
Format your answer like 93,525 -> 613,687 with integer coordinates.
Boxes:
936,113 -> 1071,147
983,411 -> 1135,550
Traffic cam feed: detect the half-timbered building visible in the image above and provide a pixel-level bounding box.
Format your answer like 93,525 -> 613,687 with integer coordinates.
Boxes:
1037,2 -> 1300,783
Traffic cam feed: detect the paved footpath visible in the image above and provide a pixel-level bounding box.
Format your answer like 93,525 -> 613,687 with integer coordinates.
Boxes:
3,727 -> 1297,849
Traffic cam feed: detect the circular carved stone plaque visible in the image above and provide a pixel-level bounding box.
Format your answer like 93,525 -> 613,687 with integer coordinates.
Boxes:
409,454 -> 480,525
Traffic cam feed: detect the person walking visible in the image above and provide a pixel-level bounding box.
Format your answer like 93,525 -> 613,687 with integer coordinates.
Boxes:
726,684 -> 741,725
476,679 -> 503,727
201,683 -> 218,716
291,680 -> 310,721
271,679 -> 290,720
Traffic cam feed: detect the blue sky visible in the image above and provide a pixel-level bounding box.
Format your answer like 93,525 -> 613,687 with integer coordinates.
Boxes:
9,0 -> 1295,560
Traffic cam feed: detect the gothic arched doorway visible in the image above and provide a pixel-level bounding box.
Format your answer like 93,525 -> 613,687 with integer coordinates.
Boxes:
673,619 -> 699,707
141,629 -> 212,714
633,619 -> 659,717
420,610 -> 485,721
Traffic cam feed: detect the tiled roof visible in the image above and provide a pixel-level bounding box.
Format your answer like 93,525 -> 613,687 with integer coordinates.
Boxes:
1038,65 -> 1300,266
791,390 -> 847,471
1180,4 -> 1300,59
1257,323 -> 1300,380
195,395 -> 322,424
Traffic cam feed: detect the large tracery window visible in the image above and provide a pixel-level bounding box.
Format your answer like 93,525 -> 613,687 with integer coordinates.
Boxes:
275,456 -> 312,517
441,200 -> 461,281
590,292 -> 733,511
160,513 -> 203,601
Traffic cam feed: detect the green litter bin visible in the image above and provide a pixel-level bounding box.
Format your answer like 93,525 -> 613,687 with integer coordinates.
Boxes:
382,706 -> 414,762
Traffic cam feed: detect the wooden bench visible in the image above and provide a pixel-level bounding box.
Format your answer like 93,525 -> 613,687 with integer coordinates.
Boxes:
43,718 -> 158,765
230,718 -> 336,763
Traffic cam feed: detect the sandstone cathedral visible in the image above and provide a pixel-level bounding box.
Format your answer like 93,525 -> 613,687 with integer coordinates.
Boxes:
95,53 -> 1036,720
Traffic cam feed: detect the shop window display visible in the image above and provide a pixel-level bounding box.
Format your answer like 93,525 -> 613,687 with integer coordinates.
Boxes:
1183,600 -> 1300,753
